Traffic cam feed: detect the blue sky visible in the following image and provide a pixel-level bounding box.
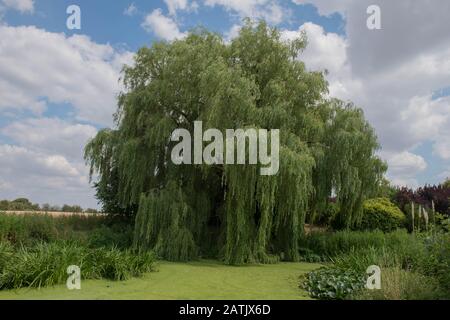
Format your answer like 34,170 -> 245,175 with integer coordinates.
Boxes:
0,0 -> 449,208
4,1 -> 344,51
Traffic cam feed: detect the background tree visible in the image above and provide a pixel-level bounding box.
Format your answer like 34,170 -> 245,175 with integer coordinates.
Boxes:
62,205 -> 83,213
393,183 -> 450,217
85,20 -> 385,264
2,198 -> 40,211
0,200 -> 9,211
443,178 -> 450,189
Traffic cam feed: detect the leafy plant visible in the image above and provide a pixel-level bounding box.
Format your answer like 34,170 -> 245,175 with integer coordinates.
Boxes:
358,198 -> 406,232
300,267 -> 365,300
88,224 -> 133,249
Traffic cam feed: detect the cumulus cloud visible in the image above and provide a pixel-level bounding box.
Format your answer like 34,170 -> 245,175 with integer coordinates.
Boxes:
164,0 -> 199,16
0,117 -> 99,207
142,8 -> 187,41
0,144 -> 96,206
0,24 -> 133,207
0,25 -> 133,126
204,0 -> 288,24
1,0 -> 34,13
380,151 -> 427,187
282,23 -> 347,74
2,118 -> 97,159
286,1 -> 450,186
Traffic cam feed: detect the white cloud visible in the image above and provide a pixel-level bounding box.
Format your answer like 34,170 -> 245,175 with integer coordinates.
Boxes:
0,25 -> 133,126
384,151 -> 427,173
204,0 -> 288,24
0,118 -> 99,207
285,1 -> 450,186
2,118 -> 97,159
164,0 -> 199,16
0,25 -> 133,207
400,96 -> 450,145
380,151 -> 427,188
282,23 -> 347,74
224,24 -> 241,42
165,0 -> 188,15
123,3 -> 138,16
294,1 -> 450,76
0,145 -> 82,184
142,8 -> 187,41
438,169 -> 450,181
0,144 -> 96,206
1,0 -> 34,13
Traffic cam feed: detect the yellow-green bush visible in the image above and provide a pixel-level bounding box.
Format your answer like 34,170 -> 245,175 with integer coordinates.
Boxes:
358,198 -> 406,232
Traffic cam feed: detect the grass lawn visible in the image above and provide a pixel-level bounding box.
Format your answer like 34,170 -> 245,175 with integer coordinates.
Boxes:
0,260 -> 321,300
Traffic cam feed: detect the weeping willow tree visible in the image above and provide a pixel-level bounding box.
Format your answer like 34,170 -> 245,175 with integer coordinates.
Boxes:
85,20 -> 386,264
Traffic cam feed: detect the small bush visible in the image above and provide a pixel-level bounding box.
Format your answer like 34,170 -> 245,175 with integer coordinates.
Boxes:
300,267 -> 365,300
298,248 -> 326,263
358,198 -> 406,232
0,214 -> 57,245
315,203 -> 339,227
88,224 -> 133,249
419,233 -> 450,295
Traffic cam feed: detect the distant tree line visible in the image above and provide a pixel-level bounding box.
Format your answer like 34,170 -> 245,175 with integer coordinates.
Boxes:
0,198 -> 100,214
377,178 -> 450,217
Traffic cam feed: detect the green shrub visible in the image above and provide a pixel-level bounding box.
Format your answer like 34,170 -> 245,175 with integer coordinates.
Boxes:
351,267 -> 442,300
0,242 -> 13,272
300,267 -> 365,300
315,203 -> 339,227
332,246 -> 405,273
299,229 -> 413,261
298,248 -> 326,263
0,242 -> 89,289
358,198 -> 406,232
435,213 -> 450,233
0,242 -> 156,290
419,233 -> 450,295
0,214 -> 58,245
330,233 -> 433,274
300,231 -> 450,300
88,224 -> 133,249
92,247 -> 156,281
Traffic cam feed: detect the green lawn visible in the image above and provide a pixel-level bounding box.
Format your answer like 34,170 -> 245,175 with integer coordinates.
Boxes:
0,260 -> 320,300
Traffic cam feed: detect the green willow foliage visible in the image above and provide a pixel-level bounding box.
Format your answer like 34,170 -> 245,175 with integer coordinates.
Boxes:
85,20 -> 386,264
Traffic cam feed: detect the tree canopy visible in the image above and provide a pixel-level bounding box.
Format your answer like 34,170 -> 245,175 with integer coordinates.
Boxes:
85,20 -> 386,264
